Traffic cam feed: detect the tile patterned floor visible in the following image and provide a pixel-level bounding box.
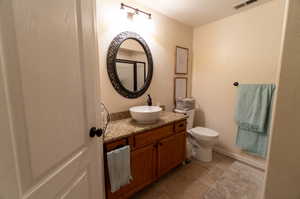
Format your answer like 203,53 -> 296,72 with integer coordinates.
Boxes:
131,152 -> 262,199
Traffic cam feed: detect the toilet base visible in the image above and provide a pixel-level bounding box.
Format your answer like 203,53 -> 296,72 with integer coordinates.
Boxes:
195,147 -> 213,162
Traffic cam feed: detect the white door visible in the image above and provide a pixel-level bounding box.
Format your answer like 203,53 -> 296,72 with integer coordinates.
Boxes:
0,0 -> 104,198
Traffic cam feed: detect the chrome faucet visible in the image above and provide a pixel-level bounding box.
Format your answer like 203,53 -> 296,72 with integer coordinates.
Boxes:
147,94 -> 152,106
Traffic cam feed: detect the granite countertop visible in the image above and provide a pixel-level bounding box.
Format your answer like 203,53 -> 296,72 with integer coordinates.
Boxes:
104,111 -> 188,143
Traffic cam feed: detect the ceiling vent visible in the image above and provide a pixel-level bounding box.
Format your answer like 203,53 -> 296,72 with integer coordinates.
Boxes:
234,0 -> 258,10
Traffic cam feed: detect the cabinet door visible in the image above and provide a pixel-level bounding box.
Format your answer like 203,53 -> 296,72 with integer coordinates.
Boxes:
124,144 -> 156,198
157,132 -> 186,177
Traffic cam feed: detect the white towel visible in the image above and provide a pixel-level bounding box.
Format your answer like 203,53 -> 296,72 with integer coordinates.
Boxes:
107,145 -> 132,192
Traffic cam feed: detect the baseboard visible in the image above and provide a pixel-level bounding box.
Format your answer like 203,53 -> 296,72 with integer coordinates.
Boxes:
213,147 -> 266,171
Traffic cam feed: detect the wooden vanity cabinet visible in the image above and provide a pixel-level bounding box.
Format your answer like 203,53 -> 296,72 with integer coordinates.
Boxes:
157,132 -> 186,177
104,120 -> 186,199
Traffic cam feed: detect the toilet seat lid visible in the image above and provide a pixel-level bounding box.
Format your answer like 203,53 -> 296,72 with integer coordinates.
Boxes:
189,127 -> 219,139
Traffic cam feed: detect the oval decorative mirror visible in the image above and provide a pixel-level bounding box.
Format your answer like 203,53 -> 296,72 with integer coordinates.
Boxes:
107,31 -> 153,98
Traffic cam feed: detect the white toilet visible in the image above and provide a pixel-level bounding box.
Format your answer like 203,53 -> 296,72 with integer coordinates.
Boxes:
174,109 -> 219,162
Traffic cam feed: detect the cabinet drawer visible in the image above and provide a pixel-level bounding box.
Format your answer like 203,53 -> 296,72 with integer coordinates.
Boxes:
135,124 -> 173,148
174,120 -> 186,133
105,139 -> 127,152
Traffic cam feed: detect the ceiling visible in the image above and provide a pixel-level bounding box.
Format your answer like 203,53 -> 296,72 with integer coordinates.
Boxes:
135,0 -> 273,27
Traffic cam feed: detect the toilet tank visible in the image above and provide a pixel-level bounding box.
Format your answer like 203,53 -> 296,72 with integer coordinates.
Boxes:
174,109 -> 195,130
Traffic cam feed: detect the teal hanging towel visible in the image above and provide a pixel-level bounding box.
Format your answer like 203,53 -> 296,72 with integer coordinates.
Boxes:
235,84 -> 276,157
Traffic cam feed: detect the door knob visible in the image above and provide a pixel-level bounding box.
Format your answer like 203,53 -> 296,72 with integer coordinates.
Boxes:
89,127 -> 103,138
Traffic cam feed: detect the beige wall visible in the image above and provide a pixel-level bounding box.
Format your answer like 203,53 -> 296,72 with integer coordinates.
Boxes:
264,0 -> 300,198
97,0 -> 193,113
192,0 -> 286,166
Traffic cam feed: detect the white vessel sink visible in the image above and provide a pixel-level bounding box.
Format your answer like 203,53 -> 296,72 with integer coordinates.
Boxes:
129,106 -> 162,124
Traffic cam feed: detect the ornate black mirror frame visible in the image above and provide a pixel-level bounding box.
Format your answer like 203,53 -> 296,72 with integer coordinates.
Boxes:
107,31 -> 153,99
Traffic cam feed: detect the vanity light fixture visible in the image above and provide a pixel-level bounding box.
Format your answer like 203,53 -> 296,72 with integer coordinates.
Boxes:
234,0 -> 258,10
120,3 -> 152,19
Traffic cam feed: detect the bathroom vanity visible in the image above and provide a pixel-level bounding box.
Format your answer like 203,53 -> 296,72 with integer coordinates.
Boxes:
103,111 -> 188,199
104,31 -> 188,198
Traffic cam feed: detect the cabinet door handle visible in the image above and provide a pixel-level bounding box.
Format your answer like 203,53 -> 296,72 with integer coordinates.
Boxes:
159,143 -> 163,146
179,124 -> 184,127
